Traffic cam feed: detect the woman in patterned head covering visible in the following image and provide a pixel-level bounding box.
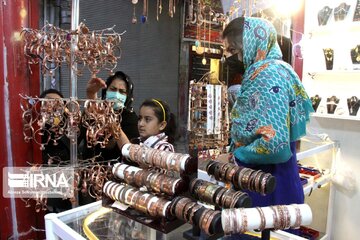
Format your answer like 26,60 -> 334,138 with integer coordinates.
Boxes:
223,17 -> 314,208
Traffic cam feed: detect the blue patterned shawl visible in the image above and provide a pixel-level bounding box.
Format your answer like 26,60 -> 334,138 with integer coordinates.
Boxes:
230,17 -> 314,164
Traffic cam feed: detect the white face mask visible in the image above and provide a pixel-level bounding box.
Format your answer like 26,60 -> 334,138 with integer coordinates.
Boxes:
105,91 -> 127,110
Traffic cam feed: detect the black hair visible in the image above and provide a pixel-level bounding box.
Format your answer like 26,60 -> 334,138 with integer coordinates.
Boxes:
39,89 -> 64,98
101,71 -> 134,109
140,99 -> 176,144
222,17 -> 245,52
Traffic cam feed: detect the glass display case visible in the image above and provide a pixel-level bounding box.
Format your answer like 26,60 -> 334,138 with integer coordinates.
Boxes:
45,136 -> 337,240
45,201 -> 192,240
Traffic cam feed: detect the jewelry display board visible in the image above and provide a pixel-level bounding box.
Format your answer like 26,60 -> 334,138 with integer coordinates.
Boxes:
302,0 -> 360,121
187,72 -> 229,156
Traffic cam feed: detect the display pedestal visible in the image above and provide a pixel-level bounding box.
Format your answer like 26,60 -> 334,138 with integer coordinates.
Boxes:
102,195 -> 184,234
183,226 -> 224,240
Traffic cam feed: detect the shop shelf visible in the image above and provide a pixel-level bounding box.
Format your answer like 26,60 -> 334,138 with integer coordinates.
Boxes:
310,113 -> 360,121
303,174 -> 332,196
308,21 -> 360,37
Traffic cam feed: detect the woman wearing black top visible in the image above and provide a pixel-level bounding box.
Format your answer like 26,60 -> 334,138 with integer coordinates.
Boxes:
81,71 -> 139,160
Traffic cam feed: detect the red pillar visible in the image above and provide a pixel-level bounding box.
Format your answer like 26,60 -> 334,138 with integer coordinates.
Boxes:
292,0 -> 305,80
0,1 -> 44,239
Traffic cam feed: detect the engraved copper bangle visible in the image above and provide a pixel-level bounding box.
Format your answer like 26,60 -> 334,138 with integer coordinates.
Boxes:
202,184 -> 220,204
240,168 -> 253,190
277,205 -> 286,229
229,191 -> 243,208
256,207 -> 266,231
215,187 -> 227,206
271,206 -> 280,230
156,198 -> 170,218
282,205 -> 291,229
134,193 -> 150,214
162,176 -> 175,195
129,189 -> 141,206
188,204 -> 202,224
239,208 -> 248,233
222,190 -> 234,208
119,185 -> 129,203
183,201 -> 196,222
254,171 -> 263,193
224,165 -> 236,182
134,170 -> 145,187
237,168 -> 249,190
112,163 -> 123,179
199,209 -> 212,233
261,173 -> 270,195
175,197 -> 190,220
219,163 -> 230,181
195,184 -> 207,200
147,196 -> 158,217
291,204 -> 302,229
204,210 -> 220,235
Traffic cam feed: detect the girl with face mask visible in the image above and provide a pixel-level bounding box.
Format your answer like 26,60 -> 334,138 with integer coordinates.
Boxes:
81,71 -> 139,161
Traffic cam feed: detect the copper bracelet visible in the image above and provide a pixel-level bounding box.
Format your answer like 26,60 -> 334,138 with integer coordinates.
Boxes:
260,173 -> 270,195
202,183 -> 220,204
239,208 -> 248,233
204,210 -> 220,235
147,196 -> 159,217
156,198 -> 171,217
188,204 -> 202,224
215,187 -> 227,206
175,197 -> 191,220
225,165 -> 237,182
134,193 -> 150,214
183,201 -> 197,222
256,207 -> 266,231
271,206 -> 280,230
282,205 -> 291,229
291,204 -> 302,229
200,209 -> 212,233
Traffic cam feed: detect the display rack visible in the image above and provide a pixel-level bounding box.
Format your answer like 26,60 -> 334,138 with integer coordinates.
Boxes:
295,137 -> 338,240
197,136 -> 337,240
44,137 -> 337,239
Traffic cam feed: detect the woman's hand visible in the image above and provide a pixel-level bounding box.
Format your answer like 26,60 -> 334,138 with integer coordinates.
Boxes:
86,77 -> 107,99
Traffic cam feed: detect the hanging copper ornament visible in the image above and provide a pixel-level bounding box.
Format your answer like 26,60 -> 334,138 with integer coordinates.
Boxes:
132,0 -> 138,24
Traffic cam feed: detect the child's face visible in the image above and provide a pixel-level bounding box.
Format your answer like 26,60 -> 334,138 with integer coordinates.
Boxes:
138,106 -> 166,140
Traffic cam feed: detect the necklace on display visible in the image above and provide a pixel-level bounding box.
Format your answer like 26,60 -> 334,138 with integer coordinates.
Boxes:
326,96 -> 340,114
323,48 -> 334,70
351,44 -> 360,64
354,0 -> 360,21
318,6 -> 333,26
310,95 -> 322,112
334,2 -> 351,21
347,96 -> 360,116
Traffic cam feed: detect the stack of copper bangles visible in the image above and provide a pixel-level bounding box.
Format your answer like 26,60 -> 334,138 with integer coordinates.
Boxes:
171,196 -> 220,235
102,181 -> 171,218
22,22 -> 123,76
222,204 -> 305,234
113,163 -> 183,196
127,144 -> 190,173
190,179 -> 248,208
206,160 -> 272,195
82,99 -> 122,148
19,96 -> 122,150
